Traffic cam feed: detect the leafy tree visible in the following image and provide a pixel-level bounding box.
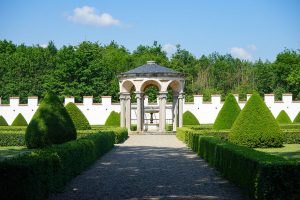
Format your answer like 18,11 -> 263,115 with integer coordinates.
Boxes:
213,93 -> 241,129
25,92 -> 76,148
229,92 -> 283,148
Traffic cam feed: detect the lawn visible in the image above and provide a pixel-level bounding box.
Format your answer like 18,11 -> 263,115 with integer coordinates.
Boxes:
256,144 -> 300,160
0,146 -> 30,161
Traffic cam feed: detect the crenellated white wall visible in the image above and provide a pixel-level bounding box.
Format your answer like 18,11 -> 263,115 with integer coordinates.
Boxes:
0,94 -> 299,125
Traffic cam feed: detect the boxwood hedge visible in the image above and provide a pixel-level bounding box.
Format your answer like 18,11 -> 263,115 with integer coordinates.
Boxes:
213,93 -> 241,130
11,113 -> 28,126
0,131 -> 115,200
294,112 -> 300,124
0,116 -> 8,126
183,111 -> 200,125
104,111 -> 120,126
276,110 -> 292,124
65,102 -> 91,130
25,92 -> 77,148
229,92 -> 284,148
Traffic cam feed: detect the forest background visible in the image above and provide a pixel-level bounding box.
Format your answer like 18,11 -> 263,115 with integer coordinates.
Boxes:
0,40 -> 299,103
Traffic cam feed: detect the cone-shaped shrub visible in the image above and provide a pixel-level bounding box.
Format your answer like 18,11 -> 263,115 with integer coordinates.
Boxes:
104,111 -> 120,126
65,102 -> 91,130
183,111 -> 200,125
11,113 -> 28,126
0,115 -> 8,126
276,110 -> 292,124
294,112 -> 300,124
25,92 -> 77,148
229,92 -> 283,148
213,93 -> 241,130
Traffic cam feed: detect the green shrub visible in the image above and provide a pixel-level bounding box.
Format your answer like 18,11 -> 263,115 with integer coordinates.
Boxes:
11,113 -> 28,126
283,129 -> 300,144
104,111 -> 120,126
0,131 -> 25,146
197,137 -> 300,200
0,116 -> 8,126
131,124 -> 137,131
165,124 -> 173,131
213,93 -> 241,130
25,92 -> 77,148
294,112 -> 300,124
0,132 -> 115,200
276,110 -> 292,124
65,102 -> 91,130
280,123 -> 300,129
229,92 -> 284,148
183,111 -> 200,125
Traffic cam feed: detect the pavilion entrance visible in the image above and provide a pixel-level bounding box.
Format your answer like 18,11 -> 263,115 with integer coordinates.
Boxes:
118,61 -> 185,133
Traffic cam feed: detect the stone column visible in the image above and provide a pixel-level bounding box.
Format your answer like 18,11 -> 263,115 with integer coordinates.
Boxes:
178,93 -> 184,127
172,93 -> 179,131
119,94 -> 126,127
136,92 -> 143,132
125,94 -> 131,130
159,92 -> 167,132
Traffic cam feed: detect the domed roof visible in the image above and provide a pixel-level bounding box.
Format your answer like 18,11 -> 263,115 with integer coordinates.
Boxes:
119,61 -> 183,78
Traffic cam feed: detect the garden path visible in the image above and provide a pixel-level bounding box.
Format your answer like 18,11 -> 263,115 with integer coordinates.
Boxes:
49,135 -> 247,200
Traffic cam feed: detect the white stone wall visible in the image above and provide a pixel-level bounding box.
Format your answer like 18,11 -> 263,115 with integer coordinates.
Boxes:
0,94 -> 299,125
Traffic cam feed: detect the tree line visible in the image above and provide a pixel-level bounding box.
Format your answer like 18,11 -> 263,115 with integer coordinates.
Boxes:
0,40 -> 299,103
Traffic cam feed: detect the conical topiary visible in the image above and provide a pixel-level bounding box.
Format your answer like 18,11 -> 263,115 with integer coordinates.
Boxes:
183,111 -> 200,125
25,92 -> 77,148
213,93 -> 241,130
0,115 -> 8,126
104,111 -> 120,126
276,110 -> 292,124
293,112 -> 300,124
65,102 -> 91,130
229,92 -> 283,148
11,113 -> 28,126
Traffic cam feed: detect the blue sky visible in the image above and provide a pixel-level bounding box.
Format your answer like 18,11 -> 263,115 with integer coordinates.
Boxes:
0,0 -> 299,61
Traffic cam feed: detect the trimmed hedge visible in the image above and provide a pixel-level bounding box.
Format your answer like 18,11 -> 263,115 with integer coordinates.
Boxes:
197,137 -> 300,200
11,113 -> 28,126
294,112 -> 300,124
230,92 -> 284,148
183,111 -> 200,125
25,92 -> 77,148
104,111 -> 120,126
276,110 -> 292,124
65,102 -> 91,130
280,124 -> 300,129
0,116 -> 8,126
213,93 -> 241,130
0,132 -> 115,200
0,127 -> 129,146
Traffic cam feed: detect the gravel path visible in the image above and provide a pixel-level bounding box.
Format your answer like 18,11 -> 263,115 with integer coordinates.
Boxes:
49,135 -> 247,200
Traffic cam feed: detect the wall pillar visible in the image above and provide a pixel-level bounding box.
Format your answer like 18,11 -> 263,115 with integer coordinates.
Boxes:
119,94 -> 126,127
178,93 -> 184,127
125,93 -> 131,130
136,92 -> 143,132
172,93 -> 179,131
159,92 -> 167,132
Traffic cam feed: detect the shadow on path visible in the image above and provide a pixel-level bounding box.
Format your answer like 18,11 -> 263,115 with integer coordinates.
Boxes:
49,136 -> 247,200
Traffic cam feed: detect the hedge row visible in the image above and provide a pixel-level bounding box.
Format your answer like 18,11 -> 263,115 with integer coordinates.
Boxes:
197,137 -> 300,200
176,128 -> 300,148
280,124 -> 300,129
0,127 -> 128,146
0,132 -> 115,200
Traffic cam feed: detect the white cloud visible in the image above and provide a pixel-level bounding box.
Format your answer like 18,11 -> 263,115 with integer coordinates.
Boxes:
248,44 -> 257,51
67,6 -> 120,27
162,44 -> 177,57
230,47 -> 252,60
40,44 -> 48,48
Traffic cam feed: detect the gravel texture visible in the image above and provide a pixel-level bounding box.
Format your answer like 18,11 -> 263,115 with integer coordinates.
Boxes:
49,135 -> 248,200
